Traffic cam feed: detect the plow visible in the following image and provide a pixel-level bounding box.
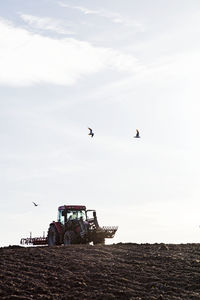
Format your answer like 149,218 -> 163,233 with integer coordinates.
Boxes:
20,232 -> 48,246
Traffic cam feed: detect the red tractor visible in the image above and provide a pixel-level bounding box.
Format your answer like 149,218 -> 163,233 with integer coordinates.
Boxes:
21,205 -> 118,246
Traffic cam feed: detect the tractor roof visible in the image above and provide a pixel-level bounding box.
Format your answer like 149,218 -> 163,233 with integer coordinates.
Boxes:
58,205 -> 86,211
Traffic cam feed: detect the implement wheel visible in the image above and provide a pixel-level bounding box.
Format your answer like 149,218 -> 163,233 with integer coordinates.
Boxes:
47,225 -> 60,246
93,237 -> 105,245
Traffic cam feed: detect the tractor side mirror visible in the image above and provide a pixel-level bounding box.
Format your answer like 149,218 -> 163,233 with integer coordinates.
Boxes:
93,211 -> 96,218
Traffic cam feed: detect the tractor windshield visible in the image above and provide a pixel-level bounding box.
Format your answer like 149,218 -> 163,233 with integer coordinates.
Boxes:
57,210 -> 65,225
67,210 -> 86,221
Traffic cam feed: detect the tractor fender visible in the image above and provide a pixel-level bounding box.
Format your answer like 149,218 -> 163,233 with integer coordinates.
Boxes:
50,221 -> 63,234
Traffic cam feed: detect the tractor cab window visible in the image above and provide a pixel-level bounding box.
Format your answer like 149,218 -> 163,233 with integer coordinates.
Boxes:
68,211 -> 78,220
77,210 -> 86,221
67,210 -> 86,221
58,210 -> 65,225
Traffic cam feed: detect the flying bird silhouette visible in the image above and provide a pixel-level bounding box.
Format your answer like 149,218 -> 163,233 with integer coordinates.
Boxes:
32,202 -> 38,207
134,129 -> 140,138
88,127 -> 94,137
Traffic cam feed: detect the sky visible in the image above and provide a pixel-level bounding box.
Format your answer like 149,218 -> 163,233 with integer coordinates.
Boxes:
1,0 -> 200,246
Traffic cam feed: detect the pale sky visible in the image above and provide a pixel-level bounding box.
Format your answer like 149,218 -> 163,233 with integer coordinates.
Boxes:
1,0 -> 200,246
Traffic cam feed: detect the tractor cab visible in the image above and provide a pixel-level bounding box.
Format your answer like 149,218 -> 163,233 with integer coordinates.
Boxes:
57,205 -> 87,225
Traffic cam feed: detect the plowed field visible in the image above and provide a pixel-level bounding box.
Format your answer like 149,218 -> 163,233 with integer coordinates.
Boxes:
0,243 -> 200,299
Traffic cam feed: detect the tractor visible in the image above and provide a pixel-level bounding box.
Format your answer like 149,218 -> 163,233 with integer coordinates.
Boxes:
20,205 -> 118,246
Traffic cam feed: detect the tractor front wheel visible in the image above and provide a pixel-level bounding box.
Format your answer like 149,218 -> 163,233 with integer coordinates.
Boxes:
64,230 -> 77,245
47,225 -> 60,246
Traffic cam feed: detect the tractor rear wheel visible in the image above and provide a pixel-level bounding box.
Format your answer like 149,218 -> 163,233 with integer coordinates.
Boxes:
47,225 -> 60,246
64,230 -> 77,245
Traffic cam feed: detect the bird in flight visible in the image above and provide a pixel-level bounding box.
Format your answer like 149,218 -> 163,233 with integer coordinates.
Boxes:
32,202 -> 39,207
134,129 -> 140,138
88,127 -> 94,137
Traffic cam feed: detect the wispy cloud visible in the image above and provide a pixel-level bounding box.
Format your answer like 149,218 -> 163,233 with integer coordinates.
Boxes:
0,18 -> 143,87
20,14 -> 75,35
58,2 -> 144,30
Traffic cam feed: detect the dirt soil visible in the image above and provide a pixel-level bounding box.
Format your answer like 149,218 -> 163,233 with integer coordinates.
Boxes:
0,243 -> 200,300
